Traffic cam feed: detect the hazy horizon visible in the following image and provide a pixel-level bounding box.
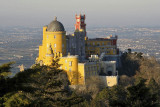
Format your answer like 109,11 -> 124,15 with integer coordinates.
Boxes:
0,0 -> 160,27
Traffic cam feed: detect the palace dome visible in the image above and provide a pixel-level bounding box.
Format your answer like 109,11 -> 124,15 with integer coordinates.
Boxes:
47,17 -> 65,32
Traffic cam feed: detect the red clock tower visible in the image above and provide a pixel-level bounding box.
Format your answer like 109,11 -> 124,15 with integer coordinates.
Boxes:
75,14 -> 87,37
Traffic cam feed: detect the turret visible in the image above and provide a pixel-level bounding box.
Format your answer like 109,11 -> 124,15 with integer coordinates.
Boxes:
46,43 -> 54,55
45,44 -> 54,65
75,14 -> 87,37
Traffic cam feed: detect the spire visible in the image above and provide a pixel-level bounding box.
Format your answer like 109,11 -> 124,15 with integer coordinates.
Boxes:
54,16 -> 57,21
46,43 -> 53,55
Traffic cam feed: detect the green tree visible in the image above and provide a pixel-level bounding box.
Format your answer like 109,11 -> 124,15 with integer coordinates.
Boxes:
0,59 -> 84,106
0,62 -> 15,97
127,48 -> 132,54
147,78 -> 160,104
108,85 -> 126,107
147,78 -> 159,94
94,87 -> 110,106
1,91 -> 31,107
0,62 -> 15,78
86,76 -> 105,99
119,52 -> 142,76
126,78 -> 158,107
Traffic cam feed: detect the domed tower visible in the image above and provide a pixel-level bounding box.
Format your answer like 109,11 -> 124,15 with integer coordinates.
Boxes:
37,17 -> 66,65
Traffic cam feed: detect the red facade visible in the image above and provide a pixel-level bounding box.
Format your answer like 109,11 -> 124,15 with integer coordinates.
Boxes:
75,14 -> 86,36
113,40 -> 117,45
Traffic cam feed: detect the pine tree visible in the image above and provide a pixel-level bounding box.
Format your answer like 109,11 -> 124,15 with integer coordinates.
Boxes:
0,62 -> 15,97
0,59 -> 84,106
126,78 -> 158,107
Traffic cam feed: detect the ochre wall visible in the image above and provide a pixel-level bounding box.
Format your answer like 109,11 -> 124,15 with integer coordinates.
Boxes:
85,40 -> 117,57
37,26 -> 66,65
59,56 -> 78,85
78,64 -> 85,85
106,76 -> 118,87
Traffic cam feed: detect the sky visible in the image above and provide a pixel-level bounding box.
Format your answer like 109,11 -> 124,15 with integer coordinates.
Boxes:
0,0 -> 160,27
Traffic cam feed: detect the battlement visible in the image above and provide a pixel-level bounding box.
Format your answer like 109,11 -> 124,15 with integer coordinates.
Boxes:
88,35 -> 118,41
75,14 -> 85,19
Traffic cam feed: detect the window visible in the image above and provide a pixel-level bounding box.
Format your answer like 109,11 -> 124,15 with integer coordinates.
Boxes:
65,60 -> 67,63
88,67 -> 90,71
65,66 -> 67,70
60,66 -> 62,69
54,35 -> 56,39
54,44 -> 56,47
47,35 -> 49,38
69,68 -> 71,72
69,61 -> 72,66
54,49 -> 56,52
106,51 -> 110,54
113,50 -> 115,54
92,66 -> 94,71
85,73 -> 88,76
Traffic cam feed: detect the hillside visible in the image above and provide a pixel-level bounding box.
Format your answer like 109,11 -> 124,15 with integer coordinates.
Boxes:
0,52 -> 160,106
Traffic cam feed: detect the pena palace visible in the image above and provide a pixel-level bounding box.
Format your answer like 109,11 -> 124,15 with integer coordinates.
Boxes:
36,14 -> 120,87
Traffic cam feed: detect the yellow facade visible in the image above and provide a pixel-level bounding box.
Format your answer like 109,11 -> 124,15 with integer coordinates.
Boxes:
77,62 -> 100,85
85,39 -> 117,57
106,76 -> 118,87
78,62 -> 118,86
99,76 -> 118,87
84,62 -> 100,78
78,64 -> 85,85
59,55 -> 78,85
37,26 -> 66,65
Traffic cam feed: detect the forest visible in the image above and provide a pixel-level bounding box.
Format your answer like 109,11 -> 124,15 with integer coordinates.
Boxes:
0,51 -> 160,107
